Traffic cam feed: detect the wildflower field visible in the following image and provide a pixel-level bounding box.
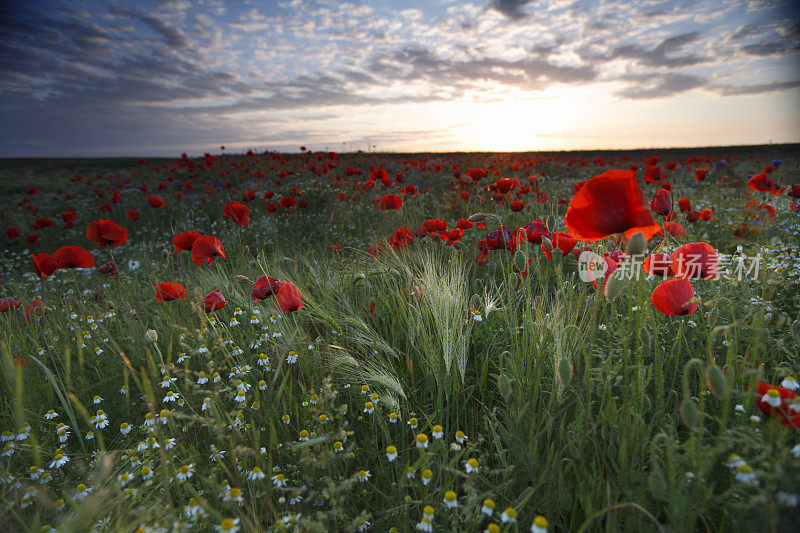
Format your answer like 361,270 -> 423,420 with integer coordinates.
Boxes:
1,146 -> 800,532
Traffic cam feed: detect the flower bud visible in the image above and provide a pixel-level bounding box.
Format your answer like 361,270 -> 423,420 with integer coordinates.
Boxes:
144,329 -> 158,343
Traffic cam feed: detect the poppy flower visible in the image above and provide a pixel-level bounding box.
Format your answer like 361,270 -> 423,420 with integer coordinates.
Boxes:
466,168 -> 488,182
280,197 -> 297,209
495,178 -> 515,194
155,282 -> 187,301
699,209 -> 713,221
650,278 -> 697,316
146,196 -> 166,208
32,218 -> 55,230
423,219 -> 447,233
564,169 -> 660,241
24,300 -> 47,325
32,253 -> 60,278
755,382 -> 799,427
677,198 -> 691,213
87,220 -> 128,247
62,210 -> 79,228
173,230 -> 201,251
6,227 -> 21,240
251,276 -> 280,300
388,227 -> 414,250
643,253 -> 675,278
266,203 -> 277,213
222,201 -> 250,226
685,211 -> 701,223
787,185 -> 800,199
379,194 -> 403,211
190,235 -> 225,265
203,289 -> 227,314
671,242 -> 718,280
274,282 -> 302,313
0,297 -> 22,313
748,173 -> 772,193
26,234 -> 39,245
127,210 -> 141,221
509,200 -> 525,212
542,232 -> 577,260
664,221 -> 685,238
650,189 -> 672,217
97,261 -> 116,274
695,168 -> 709,181
457,218 -> 473,230
53,245 -> 95,269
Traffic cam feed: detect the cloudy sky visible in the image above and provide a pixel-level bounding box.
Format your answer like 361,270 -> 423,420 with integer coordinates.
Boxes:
1,0 -> 799,157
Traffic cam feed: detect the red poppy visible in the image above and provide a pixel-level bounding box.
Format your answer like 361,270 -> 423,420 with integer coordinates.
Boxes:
694,168 -> 709,181
252,276 -> 280,300
495,178 -> 515,194
671,242 -> 718,280
146,196 -> 166,208
564,169 -> 660,241
127,210 -> 141,221
266,203 -> 277,213
423,219 -> 447,233
280,197 -> 297,209
466,168 -> 487,182
650,189 -> 672,217
155,282 -> 187,301
388,227 -> 414,250
664,221 -> 685,238
173,230 -> 201,251
643,253 -> 675,278
522,220 -> 549,244
685,211 -> 701,223
379,194 -> 403,210
24,300 -> 47,325
699,209 -> 713,221
274,282 -> 302,313
542,232 -> 577,260
190,235 -> 225,265
0,297 -> 22,312
509,200 -> 525,212
97,261 -> 116,274
748,173 -> 772,193
222,201 -> 250,226
650,278 -> 697,316
86,220 -> 128,247
755,382 -> 799,427
677,198 -> 691,213
457,218 -> 473,230
32,253 -> 60,278
26,234 -> 39,245
788,185 -> 800,199
53,245 -> 95,269
62,210 -> 79,228
203,289 -> 227,313
32,218 -> 55,230
6,227 -> 21,240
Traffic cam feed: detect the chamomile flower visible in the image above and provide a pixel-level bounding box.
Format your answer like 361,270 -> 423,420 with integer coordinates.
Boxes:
248,467 -> 266,481
408,417 -> 418,429
781,376 -> 799,391
176,464 -> 194,482
334,441 -> 343,453
388,412 -> 399,423
386,446 -> 398,462
416,518 -> 433,532
163,391 -> 179,403
484,524 -> 500,533
735,464 -> 758,485
73,483 -> 93,501
50,450 -> 69,469
727,454 -> 746,468
44,409 -> 58,420
501,507 -> 517,523
120,422 -> 131,435
421,469 -> 433,485
118,473 -> 132,485
272,473 -> 287,487
465,457 -> 479,474
443,490 -> 457,508
234,390 -> 247,403
198,344 -> 209,355
282,414 -> 290,424
224,487 -> 244,504
455,430 -> 467,444
406,467 -> 415,479
357,519 -> 370,531
298,430 -> 309,442
93,395 -> 103,404
286,351 -> 297,364
415,433 -> 429,449
364,402 -> 375,414
357,470 -> 371,482
761,388 -> 782,407
531,516 -> 549,533
144,413 -> 156,427
92,409 -> 109,429
140,466 -> 153,480
216,518 -> 240,533
432,425 -> 443,439
482,499 -> 496,516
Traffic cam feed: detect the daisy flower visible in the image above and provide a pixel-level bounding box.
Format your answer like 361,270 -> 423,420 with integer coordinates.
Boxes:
443,490 -> 457,508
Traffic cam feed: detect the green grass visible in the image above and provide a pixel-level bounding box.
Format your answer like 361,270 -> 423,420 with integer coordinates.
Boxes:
0,149 -> 799,532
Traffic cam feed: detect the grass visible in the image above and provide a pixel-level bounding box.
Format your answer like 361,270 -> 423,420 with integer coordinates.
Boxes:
0,148 -> 799,532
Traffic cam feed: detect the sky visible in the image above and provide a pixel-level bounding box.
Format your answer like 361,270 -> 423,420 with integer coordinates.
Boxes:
0,0 -> 799,157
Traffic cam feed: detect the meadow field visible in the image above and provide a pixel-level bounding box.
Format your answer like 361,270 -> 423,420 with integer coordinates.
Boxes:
0,146 -> 799,532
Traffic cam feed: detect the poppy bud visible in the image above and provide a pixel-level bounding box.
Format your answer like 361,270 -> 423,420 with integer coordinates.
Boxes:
603,270 -> 629,301
638,327 -> 651,346
626,232 -> 647,256
642,393 -> 651,413
763,312 -> 772,327
467,213 -> 486,223
234,275 -> 252,284
513,250 -> 527,272
545,214 -> 557,234
243,245 -> 250,255
679,399 -> 700,428
705,365 -> 727,399
650,189 -> 672,217
774,314 -> 787,329
162,248 -> 170,260
648,470 -> 667,501
541,237 -> 553,251
706,307 -> 720,328
558,356 -> 572,387
498,373 -> 512,401
144,329 -> 158,343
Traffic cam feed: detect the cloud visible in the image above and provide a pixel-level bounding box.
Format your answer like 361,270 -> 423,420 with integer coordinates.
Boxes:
711,80 -> 800,96
616,73 -> 706,99
488,0 -> 533,20
605,32 -> 709,68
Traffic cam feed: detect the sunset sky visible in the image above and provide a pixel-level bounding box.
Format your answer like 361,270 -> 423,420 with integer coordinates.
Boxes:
1,0 -> 799,157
